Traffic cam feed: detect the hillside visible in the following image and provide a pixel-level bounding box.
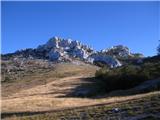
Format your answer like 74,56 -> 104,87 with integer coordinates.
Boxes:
1,37 -> 160,120
1,61 -> 160,120
2,62 -> 98,97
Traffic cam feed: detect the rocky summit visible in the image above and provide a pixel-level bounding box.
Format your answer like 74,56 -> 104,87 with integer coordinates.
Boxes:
2,36 -> 144,68
36,37 -> 94,61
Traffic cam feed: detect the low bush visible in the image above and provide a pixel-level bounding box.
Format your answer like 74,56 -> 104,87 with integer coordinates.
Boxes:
95,61 -> 160,92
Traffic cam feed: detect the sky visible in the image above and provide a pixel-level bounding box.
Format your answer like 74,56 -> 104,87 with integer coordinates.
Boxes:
1,1 -> 160,56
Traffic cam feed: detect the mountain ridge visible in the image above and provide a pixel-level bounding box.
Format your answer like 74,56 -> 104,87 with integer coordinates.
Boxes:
2,36 -> 144,68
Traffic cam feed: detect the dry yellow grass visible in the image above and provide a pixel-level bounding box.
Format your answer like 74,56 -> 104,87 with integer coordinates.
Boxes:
2,63 -> 160,115
1,63 -> 98,97
2,91 -> 160,113
2,75 -> 160,113
2,63 -> 99,112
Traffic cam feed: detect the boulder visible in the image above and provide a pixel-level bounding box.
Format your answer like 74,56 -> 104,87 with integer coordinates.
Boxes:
89,54 -> 122,68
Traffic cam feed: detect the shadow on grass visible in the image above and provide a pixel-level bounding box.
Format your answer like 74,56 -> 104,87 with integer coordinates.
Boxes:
62,77 -> 107,98
58,77 -> 160,98
1,111 -> 47,119
2,77 -> 160,119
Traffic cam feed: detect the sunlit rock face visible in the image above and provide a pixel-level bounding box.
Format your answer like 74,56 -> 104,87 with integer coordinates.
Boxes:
89,53 -> 122,68
40,37 -> 121,67
36,36 -> 94,61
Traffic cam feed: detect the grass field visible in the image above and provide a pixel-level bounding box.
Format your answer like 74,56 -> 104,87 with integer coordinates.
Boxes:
2,91 -> 160,120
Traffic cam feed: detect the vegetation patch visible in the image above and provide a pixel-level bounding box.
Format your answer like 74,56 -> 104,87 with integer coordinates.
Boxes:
95,57 -> 160,93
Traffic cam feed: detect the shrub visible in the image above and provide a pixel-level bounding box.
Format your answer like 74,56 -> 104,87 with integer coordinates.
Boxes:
94,61 -> 110,68
95,62 -> 160,92
95,67 -> 109,78
3,76 -> 11,83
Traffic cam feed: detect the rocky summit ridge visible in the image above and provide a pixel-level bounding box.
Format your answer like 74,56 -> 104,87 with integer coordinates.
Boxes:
2,36 -> 144,68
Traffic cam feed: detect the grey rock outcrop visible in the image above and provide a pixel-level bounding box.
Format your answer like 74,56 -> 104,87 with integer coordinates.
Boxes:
35,37 -> 122,67
101,45 -> 131,58
2,36 -> 144,68
36,37 -> 94,61
89,53 -> 122,68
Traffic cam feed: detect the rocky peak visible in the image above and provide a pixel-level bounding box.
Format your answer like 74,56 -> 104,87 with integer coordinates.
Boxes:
2,37 -> 144,68
36,37 -> 94,61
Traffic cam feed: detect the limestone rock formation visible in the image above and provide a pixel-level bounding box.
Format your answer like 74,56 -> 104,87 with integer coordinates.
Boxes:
101,45 -> 131,58
89,53 -> 122,68
1,36 -> 144,68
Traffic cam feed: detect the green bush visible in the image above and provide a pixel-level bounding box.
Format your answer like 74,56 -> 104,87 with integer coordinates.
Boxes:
95,67 -> 109,78
95,62 -> 160,92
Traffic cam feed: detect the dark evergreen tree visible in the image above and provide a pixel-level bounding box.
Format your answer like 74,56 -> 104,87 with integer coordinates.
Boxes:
158,40 -> 160,55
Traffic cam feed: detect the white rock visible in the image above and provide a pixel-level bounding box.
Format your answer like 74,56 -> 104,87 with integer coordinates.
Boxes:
113,108 -> 120,113
103,45 -> 131,58
35,37 -> 133,67
89,54 -> 121,68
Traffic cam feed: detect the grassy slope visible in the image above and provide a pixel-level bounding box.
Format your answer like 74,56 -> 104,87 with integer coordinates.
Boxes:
2,63 -> 100,113
1,60 -> 160,120
2,63 -> 99,97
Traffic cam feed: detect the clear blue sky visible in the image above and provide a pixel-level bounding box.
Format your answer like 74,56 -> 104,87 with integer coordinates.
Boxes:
2,1 -> 160,56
